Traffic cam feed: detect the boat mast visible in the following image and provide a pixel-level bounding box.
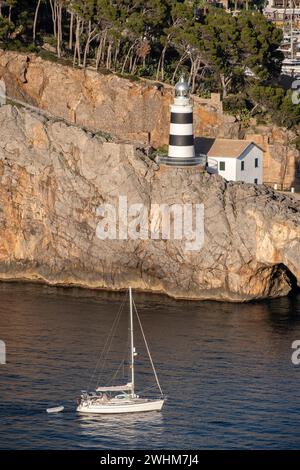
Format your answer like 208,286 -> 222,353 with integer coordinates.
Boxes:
129,287 -> 135,398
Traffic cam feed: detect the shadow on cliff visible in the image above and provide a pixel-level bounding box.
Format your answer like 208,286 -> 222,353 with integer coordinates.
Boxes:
278,263 -> 300,295
291,157 -> 300,192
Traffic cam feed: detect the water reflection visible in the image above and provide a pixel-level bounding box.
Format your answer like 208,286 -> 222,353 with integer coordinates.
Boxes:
76,412 -> 165,449
78,412 -> 164,435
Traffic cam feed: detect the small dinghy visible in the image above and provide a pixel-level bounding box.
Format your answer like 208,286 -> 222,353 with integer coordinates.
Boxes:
46,405 -> 64,414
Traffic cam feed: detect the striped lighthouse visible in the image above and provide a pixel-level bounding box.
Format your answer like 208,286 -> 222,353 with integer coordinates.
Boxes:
159,76 -> 201,167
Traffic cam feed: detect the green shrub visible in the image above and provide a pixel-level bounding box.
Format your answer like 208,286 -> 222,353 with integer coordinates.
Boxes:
0,17 -> 14,42
94,130 -> 113,141
223,94 -> 250,115
249,85 -> 300,128
42,35 -> 57,48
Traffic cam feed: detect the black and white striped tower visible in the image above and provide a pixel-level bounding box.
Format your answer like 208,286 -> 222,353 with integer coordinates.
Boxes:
159,76 -> 201,167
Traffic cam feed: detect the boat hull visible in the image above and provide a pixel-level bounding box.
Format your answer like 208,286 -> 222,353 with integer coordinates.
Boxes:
77,399 -> 164,414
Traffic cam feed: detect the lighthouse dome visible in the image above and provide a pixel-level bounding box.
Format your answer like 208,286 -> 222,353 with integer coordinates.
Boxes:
175,76 -> 189,98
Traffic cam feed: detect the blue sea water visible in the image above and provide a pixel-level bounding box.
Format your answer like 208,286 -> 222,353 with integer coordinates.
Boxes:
0,282 -> 300,449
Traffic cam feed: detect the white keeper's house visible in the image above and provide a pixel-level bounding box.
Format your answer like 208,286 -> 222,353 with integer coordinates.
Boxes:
197,137 -> 263,184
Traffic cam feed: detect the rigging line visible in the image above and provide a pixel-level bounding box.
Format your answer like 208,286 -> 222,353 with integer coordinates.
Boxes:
107,328 -> 130,385
96,299 -> 125,388
88,308 -> 121,391
132,298 -> 164,396
87,291 -> 127,390
138,384 -> 158,395
96,290 -> 129,388
108,359 -> 126,385
95,316 -> 122,389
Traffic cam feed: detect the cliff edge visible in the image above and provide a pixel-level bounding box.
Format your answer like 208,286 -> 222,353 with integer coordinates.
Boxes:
0,104 -> 299,301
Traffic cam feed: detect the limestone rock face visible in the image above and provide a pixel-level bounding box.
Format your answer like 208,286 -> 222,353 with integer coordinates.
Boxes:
0,50 -> 230,147
0,104 -> 299,301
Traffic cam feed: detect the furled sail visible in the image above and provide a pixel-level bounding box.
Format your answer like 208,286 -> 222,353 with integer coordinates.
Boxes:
95,383 -> 133,392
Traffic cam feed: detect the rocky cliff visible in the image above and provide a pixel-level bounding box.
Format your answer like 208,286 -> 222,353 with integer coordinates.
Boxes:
0,50 -> 232,147
0,104 -> 299,301
0,50 -> 299,191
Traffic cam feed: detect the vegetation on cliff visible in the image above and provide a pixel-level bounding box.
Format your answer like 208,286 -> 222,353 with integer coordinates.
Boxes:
0,1 -> 299,127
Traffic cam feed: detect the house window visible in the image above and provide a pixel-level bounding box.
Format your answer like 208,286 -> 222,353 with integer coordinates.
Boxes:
241,161 -> 245,171
255,158 -> 259,168
219,161 -> 225,171
254,178 -> 258,184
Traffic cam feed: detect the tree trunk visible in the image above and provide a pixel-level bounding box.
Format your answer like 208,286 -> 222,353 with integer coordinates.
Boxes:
156,44 -> 167,81
130,54 -> 138,74
68,10 -> 74,50
129,52 -> 133,72
220,74 -> 232,98
96,43 -> 101,70
49,0 -> 57,38
160,47 -> 167,80
156,53 -> 162,80
56,1 -> 62,58
33,0 -> 42,43
106,42 -> 112,69
188,58 -> 194,86
172,52 -> 188,83
156,34 -> 171,80
191,57 -> 201,94
121,42 -> 136,74
220,74 -> 226,98
73,16 -> 81,67
83,21 -> 91,68
96,31 -> 104,69
114,40 -> 120,69
100,29 -> 107,63
83,23 -> 98,68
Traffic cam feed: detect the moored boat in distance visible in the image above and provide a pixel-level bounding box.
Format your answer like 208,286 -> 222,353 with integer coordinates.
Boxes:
281,57 -> 300,76
76,287 -> 165,414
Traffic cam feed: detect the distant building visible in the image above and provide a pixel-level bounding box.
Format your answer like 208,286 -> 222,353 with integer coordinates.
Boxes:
197,137 -> 263,184
266,0 -> 300,8
264,0 -> 300,29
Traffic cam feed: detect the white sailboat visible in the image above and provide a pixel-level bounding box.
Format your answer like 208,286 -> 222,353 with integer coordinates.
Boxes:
76,287 -> 165,414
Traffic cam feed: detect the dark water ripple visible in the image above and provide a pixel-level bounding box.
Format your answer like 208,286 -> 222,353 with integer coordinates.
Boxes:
0,283 -> 300,449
